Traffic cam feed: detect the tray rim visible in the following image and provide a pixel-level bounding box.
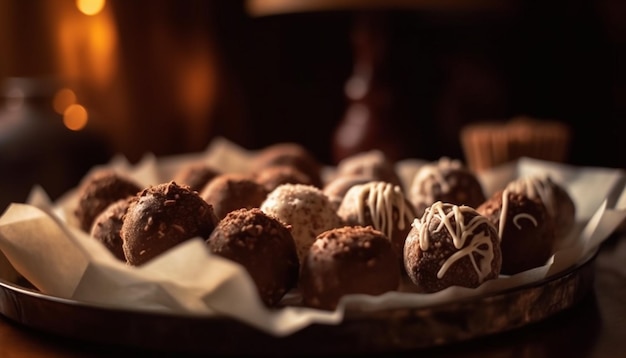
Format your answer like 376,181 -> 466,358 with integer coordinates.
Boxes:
0,249 -> 598,355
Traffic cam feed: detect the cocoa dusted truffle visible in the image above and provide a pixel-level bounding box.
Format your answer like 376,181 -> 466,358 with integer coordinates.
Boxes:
199,173 -> 269,220
121,181 -> 219,266
250,142 -> 323,188
299,226 -> 401,311
206,208 -> 299,307
90,197 -> 134,262
336,181 -> 416,266
404,202 -> 502,293
260,183 -> 342,264
74,169 -> 142,232
408,157 -> 486,217
172,162 -> 221,192
476,178 -> 557,275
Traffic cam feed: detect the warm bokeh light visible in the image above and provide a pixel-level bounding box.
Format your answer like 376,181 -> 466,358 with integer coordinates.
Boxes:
59,1 -> 117,89
52,88 -> 77,114
63,104 -> 89,131
76,0 -> 105,16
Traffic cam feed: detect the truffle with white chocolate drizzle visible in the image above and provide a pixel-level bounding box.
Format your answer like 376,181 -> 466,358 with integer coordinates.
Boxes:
408,157 -> 486,218
337,181 -> 416,265
476,178 -> 557,275
505,174 -> 576,240
404,201 -> 501,293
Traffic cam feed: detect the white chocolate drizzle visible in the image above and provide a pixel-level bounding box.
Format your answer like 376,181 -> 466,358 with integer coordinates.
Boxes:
497,183 -> 540,238
505,175 -> 557,217
412,201 -> 496,282
411,157 -> 463,206
513,213 -> 538,229
353,181 -> 414,240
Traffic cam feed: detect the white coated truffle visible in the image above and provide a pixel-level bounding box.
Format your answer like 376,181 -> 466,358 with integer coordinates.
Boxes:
260,183 -> 343,263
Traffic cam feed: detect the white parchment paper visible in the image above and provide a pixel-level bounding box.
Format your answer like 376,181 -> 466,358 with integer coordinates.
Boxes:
1,137 -> 625,336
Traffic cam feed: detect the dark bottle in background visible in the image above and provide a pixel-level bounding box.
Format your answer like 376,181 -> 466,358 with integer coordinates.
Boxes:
0,77 -> 111,212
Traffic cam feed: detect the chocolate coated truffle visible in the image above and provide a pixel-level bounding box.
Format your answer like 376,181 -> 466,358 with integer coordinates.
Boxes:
322,174 -> 373,210
334,149 -> 403,189
200,173 -> 269,220
404,202 -> 502,293
206,208 -> 299,307
90,197 -> 133,262
250,142 -> 323,188
121,181 -> 219,266
409,157 -> 486,217
299,226 -> 401,310
172,162 -> 221,192
74,170 -> 142,232
476,179 -> 557,275
253,164 -> 314,193
508,175 -> 576,240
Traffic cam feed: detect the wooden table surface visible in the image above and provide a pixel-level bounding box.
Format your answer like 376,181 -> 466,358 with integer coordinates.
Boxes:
1,233 -> 625,358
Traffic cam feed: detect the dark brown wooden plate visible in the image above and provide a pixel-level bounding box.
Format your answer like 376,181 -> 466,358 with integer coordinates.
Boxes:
0,251 -> 596,355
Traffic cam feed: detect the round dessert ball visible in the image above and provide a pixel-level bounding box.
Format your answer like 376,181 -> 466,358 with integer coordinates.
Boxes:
199,173 -> 269,220
409,157 -> 486,218
206,208 -> 299,307
74,169 -> 143,232
322,174 -> 375,210
334,149 -> 403,189
121,181 -> 219,266
172,162 -> 221,192
508,175 -> 576,240
404,201 -> 502,293
90,197 -> 134,262
476,182 -> 556,275
336,181 -> 416,266
252,164 -> 314,193
299,225 -> 401,311
259,183 -> 342,264
250,142 -> 323,188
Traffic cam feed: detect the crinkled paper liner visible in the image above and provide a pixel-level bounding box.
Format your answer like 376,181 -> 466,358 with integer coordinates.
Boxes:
0,137 -> 625,337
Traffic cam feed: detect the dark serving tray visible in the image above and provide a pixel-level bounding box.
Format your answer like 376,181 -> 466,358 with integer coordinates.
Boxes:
0,252 -> 596,356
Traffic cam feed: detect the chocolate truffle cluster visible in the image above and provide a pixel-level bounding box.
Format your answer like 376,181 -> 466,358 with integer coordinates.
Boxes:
74,141 -> 576,310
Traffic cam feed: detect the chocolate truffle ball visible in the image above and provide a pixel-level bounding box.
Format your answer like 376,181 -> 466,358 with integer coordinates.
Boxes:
206,208 -> 299,307
404,202 -> 502,293
199,173 -> 269,220
409,157 -> 486,218
299,226 -> 401,310
322,174 -> 374,210
253,164 -> 314,193
172,162 -> 221,192
250,142 -> 323,188
476,179 -> 557,275
508,175 -> 576,240
89,197 -> 133,262
334,149 -> 403,189
336,181 -> 416,265
121,181 -> 219,266
260,183 -> 342,264
74,169 -> 142,232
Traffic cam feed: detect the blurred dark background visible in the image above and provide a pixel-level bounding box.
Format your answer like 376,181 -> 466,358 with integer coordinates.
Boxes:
1,0 -> 626,211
